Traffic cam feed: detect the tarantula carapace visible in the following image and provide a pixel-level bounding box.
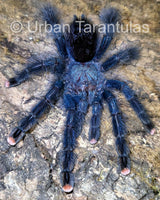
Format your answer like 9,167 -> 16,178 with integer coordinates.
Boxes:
6,4 -> 155,193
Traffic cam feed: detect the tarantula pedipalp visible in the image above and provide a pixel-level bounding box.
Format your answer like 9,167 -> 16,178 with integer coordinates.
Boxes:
6,4 -> 155,193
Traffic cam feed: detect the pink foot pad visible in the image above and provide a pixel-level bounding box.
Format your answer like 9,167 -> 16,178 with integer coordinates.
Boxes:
121,168 -> 130,176
5,80 -> 10,88
62,184 -> 73,193
150,128 -> 155,135
7,137 -> 16,146
90,138 -> 97,145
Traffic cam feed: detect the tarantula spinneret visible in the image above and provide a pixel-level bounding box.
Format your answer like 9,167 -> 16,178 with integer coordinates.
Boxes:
6,4 -> 155,193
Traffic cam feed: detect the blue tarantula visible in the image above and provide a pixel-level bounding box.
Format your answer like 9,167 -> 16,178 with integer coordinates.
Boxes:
6,4 -> 155,193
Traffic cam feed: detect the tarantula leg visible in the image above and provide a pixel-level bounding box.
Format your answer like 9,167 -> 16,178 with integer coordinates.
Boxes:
41,4 -> 68,58
94,8 -> 121,60
60,96 -> 88,192
6,57 -> 64,87
7,80 -> 64,146
89,98 -> 102,144
106,80 -> 155,134
103,90 -> 130,174
60,171 -> 74,193
7,127 -> 25,145
101,47 -> 140,72
60,110 -> 77,193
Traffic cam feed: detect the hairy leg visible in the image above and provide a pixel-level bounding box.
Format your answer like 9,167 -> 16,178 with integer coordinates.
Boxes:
101,47 -> 139,72
104,90 -> 130,175
6,57 -> 64,87
41,4 -> 68,58
61,95 -> 88,192
94,8 -> 120,60
106,80 -> 155,134
7,80 -> 64,145
89,97 -> 102,144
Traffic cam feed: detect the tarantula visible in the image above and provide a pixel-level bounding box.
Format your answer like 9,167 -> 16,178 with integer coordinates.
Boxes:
6,4 -> 155,193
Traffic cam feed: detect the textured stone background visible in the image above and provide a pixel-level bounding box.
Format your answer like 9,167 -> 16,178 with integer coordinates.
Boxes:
0,0 -> 160,199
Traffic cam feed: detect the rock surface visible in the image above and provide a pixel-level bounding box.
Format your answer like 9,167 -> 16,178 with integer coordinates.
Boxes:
0,0 -> 160,199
